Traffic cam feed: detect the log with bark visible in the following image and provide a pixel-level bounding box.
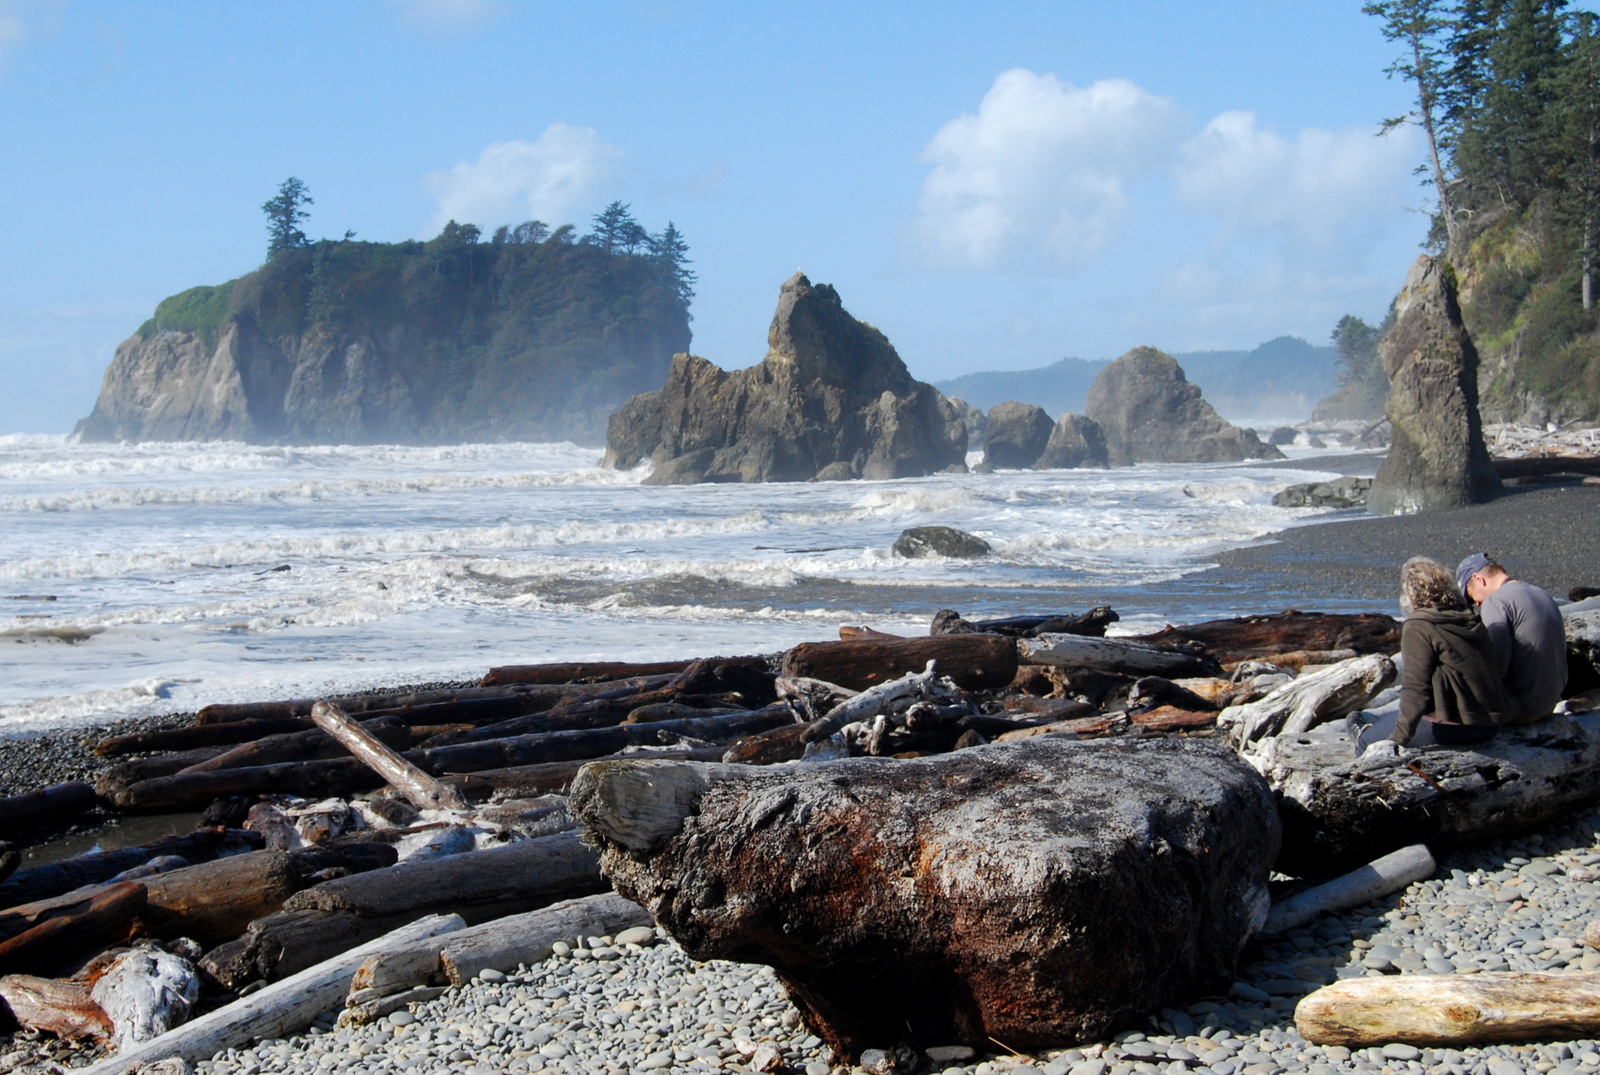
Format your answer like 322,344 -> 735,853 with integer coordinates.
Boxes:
1222,654 -> 1397,746
177,718 -> 413,774
0,782 -> 98,839
0,974 -> 113,1041
440,746 -> 730,801
137,851 -> 304,946
0,828 -> 263,908
192,684 -> 562,726
1250,713 -> 1600,876
1127,707 -> 1219,734
481,659 -> 698,686
1130,611 -> 1400,668
0,882 -> 146,976
781,634 -> 1018,692
85,914 -> 466,1075
1018,634 -> 1221,678
1295,970 -> 1600,1046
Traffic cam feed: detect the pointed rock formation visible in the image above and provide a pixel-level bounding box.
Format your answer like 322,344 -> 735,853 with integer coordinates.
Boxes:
604,274 -> 967,483
1368,255 -> 1501,515
1085,348 -> 1282,466
981,402 -> 1054,469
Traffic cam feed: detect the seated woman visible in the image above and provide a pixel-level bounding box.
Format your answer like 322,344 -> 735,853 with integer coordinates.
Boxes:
1357,556 -> 1519,756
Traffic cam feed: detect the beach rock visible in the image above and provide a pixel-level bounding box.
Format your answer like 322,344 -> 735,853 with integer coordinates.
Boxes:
1368,255 -> 1501,515
1085,348 -> 1283,466
1267,426 -> 1298,446
1034,413 -> 1110,469
1272,476 -> 1373,509
606,274 -> 966,483
569,737 -> 1279,1058
982,402 -> 1054,468
891,526 -> 991,559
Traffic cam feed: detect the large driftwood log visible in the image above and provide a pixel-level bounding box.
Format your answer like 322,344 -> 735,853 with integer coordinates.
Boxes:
1131,611 -> 1400,667
781,634 -> 1017,692
966,607 -> 1119,639
138,851 -> 303,946
1018,634 -> 1221,677
193,685 -> 561,725
0,783 -> 97,839
96,719 -> 319,756
0,974 -> 112,1041
1222,654 -> 1397,745
179,719 -> 412,774
1493,455 -> 1600,480
569,739 -> 1279,1058
481,659 -> 697,686
0,828 -> 263,908
441,746 -> 729,801
1295,971 -> 1600,1046
96,748 -> 232,792
311,702 -> 469,812
1252,714 -> 1600,875
104,759 -> 381,813
423,679 -> 691,745
1262,844 -> 1436,936
82,914 -> 465,1075
0,882 -> 146,976
201,910 -> 384,989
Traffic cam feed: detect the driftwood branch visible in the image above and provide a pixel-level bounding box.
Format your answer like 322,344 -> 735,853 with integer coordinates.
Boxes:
1223,654 -> 1397,745
800,663 -> 948,744
310,702 -> 469,813
1262,844 -> 1435,936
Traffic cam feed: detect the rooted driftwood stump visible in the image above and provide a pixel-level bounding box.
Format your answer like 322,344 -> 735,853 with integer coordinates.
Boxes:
569,738 -> 1279,1058
1252,714 -> 1600,876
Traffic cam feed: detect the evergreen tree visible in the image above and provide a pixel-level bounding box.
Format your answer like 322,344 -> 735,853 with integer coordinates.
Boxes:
649,222 -> 697,308
590,201 -> 646,253
1331,314 -> 1386,390
1555,10 -> 1600,308
262,177 -> 313,258
1473,0 -> 1569,206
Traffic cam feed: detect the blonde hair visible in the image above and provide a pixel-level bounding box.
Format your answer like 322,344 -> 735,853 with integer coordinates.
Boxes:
1400,556 -> 1468,616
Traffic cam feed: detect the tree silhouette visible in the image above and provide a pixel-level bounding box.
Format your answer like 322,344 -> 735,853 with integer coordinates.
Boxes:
262,177 -> 314,258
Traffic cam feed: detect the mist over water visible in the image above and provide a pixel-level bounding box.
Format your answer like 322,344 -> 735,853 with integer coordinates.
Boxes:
0,435 -> 1364,735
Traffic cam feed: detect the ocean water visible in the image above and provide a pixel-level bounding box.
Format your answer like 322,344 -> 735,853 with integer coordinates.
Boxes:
0,435 -> 1372,735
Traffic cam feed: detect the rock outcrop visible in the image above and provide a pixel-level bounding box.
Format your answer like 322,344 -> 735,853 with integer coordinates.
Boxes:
981,402 -> 1054,468
604,275 -> 966,483
891,526 -> 991,559
1085,348 -> 1283,466
570,738 -> 1279,1058
1035,413 -> 1110,469
1368,255 -> 1501,515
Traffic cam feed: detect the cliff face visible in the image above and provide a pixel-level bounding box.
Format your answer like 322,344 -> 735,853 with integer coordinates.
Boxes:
604,274 -> 967,483
76,233 -> 691,445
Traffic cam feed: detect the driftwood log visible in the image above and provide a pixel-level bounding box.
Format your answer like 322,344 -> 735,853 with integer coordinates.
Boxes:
780,634 -> 1017,692
481,659 -> 698,686
310,702 -> 469,812
138,850 -> 304,946
0,882 -> 146,976
0,974 -> 112,1041
1131,611 -> 1400,668
1252,714 -> 1600,875
441,746 -> 729,801
569,738 -> 1279,1058
962,607 -> 1119,638
0,782 -> 97,839
178,718 -> 413,773
192,684 -> 576,726
1223,654 -> 1397,745
0,828 -> 263,908
83,914 -> 465,1075
1295,971 -> 1600,1046
1018,634 -> 1221,677
1263,844 -> 1436,936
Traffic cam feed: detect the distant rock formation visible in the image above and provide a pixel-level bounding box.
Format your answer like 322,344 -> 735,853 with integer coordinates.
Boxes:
1085,348 -> 1283,466
1368,255 -> 1501,515
1035,413 -> 1109,469
604,274 -> 967,483
982,403 -> 1054,468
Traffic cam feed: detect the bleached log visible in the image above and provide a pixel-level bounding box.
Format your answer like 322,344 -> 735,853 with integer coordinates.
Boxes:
570,760 -> 754,852
1262,844 -> 1435,936
80,914 -> 463,1075
90,946 -> 201,1050
1018,634 -> 1220,677
338,985 -> 446,1027
800,663 -> 950,744
1295,971 -> 1600,1046
0,974 -> 113,1041
1222,653 -> 1397,745
311,701 -> 469,813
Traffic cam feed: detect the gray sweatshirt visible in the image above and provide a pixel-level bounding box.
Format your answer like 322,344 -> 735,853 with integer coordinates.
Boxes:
1480,579 -> 1568,721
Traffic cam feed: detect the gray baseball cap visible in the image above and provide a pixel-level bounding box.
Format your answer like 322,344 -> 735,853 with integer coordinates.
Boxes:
1456,552 -> 1491,596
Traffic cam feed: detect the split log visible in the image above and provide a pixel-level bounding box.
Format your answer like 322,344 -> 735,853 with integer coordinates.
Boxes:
481,659 -> 697,686
178,718 -> 413,774
311,702 -> 469,812
1295,971 -> 1600,1047
0,782 -> 97,839
781,634 -> 1018,692
1252,713 -> 1600,875
0,974 -> 112,1041
568,738 -> 1279,1058
1130,610 -> 1400,668
83,914 -> 465,1075
139,850 -> 304,946
1223,654 -> 1398,745
0,828 -> 263,908
1263,844 -> 1435,936
0,882 -> 146,976
440,746 -> 729,801
1019,634 -> 1221,677
96,719 -> 318,756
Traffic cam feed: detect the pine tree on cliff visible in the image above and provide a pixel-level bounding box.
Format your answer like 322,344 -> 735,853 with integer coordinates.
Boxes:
590,201 -> 648,254
650,222 -> 697,309
262,177 -> 313,257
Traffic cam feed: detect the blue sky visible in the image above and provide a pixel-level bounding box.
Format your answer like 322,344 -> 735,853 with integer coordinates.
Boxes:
1,1 -> 1461,433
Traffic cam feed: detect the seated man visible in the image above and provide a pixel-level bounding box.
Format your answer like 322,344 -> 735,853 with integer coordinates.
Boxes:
1456,553 -> 1568,722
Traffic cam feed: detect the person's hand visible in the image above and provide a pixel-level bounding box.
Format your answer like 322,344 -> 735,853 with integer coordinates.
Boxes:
1361,739 -> 1402,761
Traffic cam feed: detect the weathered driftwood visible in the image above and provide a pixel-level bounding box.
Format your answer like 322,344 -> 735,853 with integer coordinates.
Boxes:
178,719 -> 413,774
1252,714 -> 1600,875
995,714 -> 1128,741
1223,654 -> 1397,745
481,659 -> 697,686
425,679 -> 693,745
1494,455 -> 1600,480
0,882 -> 146,976
441,746 -> 729,801
201,909 -> 384,989
966,607 -> 1120,639
722,724 -> 811,765
82,914 -> 465,1075
193,685 -> 567,726
138,851 -> 303,946
1018,634 -> 1221,678
1127,707 -> 1219,734
1263,844 -> 1436,935
800,664 -> 953,744
625,702 -> 745,724
279,831 -> 605,928
838,626 -> 903,641
97,748 -> 232,792
781,634 -> 1018,692
569,739 -> 1279,1058
311,702 -> 469,812
96,719 -> 318,756
0,974 -> 112,1041
1131,611 -> 1400,668
1295,971 -> 1600,1046
0,829 -> 263,908
105,758 -> 382,813
90,945 -> 201,1050
0,782 -> 97,839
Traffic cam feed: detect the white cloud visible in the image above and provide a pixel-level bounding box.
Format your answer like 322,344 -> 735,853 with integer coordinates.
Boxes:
423,124 -> 626,233
387,0 -> 502,33
1174,110 -> 1420,247
908,69 -> 1183,271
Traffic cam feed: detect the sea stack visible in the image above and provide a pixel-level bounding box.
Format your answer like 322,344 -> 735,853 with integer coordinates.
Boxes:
1085,347 -> 1282,466
603,274 -> 967,483
1367,254 -> 1501,515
